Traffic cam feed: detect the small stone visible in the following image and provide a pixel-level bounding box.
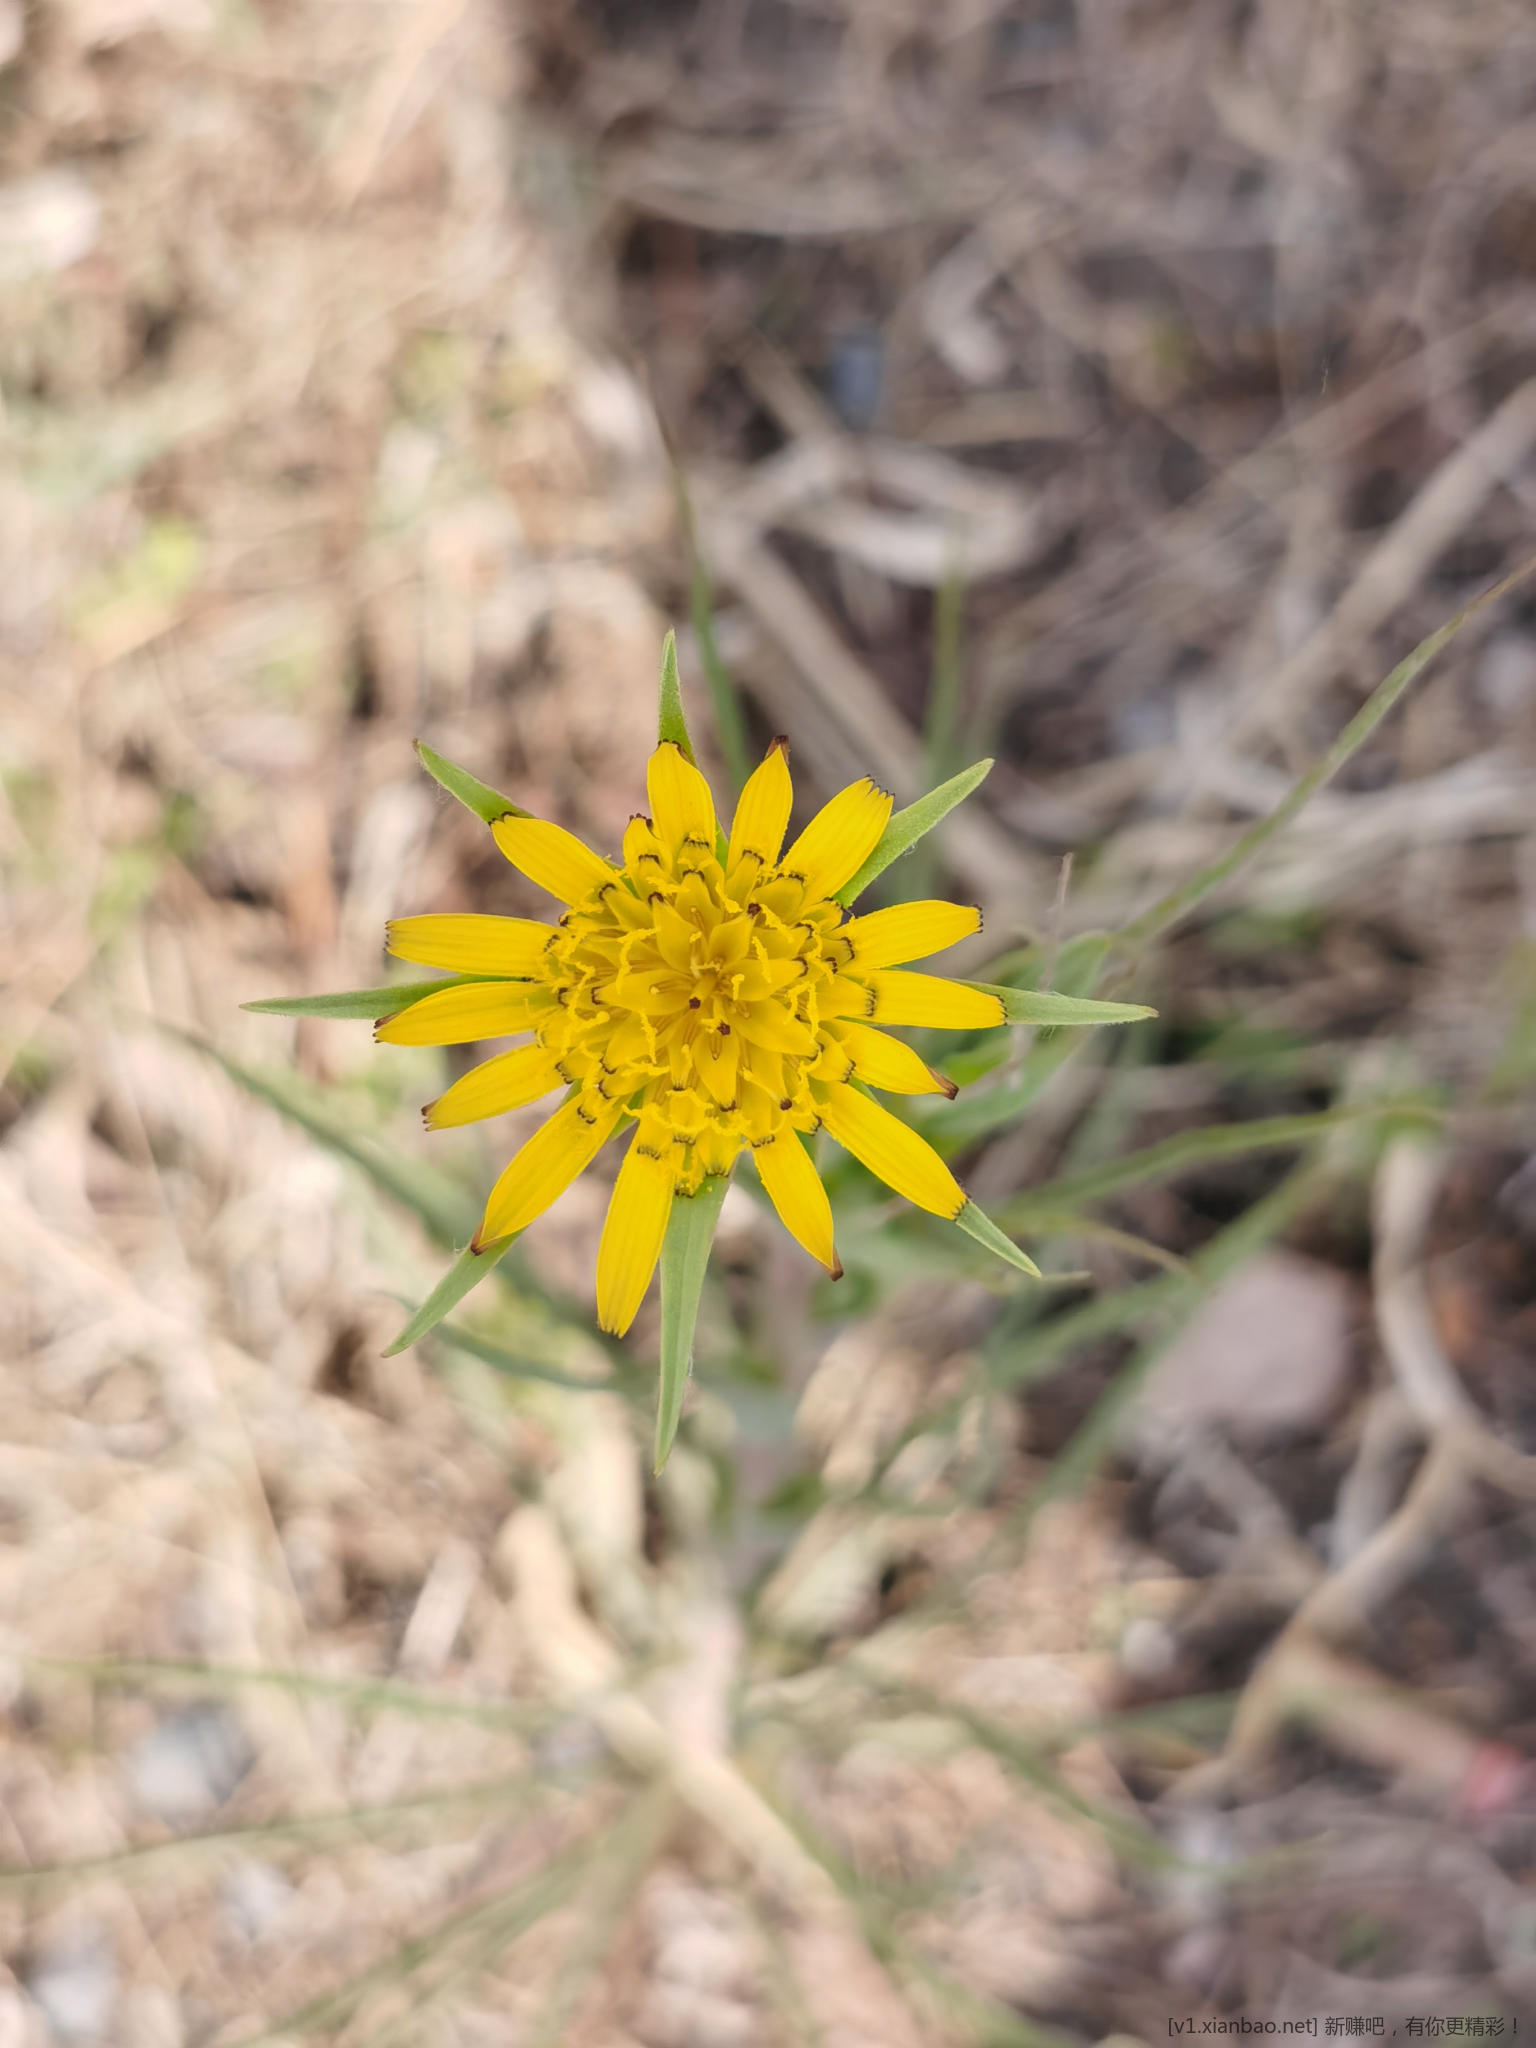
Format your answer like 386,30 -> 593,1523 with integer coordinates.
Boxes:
0,172 -> 99,285
1119,1614 -> 1178,1681
221,1861 -> 293,1947
125,1705 -> 252,1828
824,327 -> 884,431
1132,1251 -> 1354,1445
25,1931 -> 115,2043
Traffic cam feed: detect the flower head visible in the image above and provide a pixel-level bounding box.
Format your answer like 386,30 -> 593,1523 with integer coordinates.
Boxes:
379,738 -> 1009,1335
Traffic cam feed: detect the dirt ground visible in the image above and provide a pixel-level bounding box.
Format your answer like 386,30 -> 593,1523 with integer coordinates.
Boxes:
4,0 -> 1536,2041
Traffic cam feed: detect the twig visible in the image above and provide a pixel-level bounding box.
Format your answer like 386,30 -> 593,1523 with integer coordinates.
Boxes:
698,507 -> 1050,920
1225,377 -> 1536,751
1113,556 -> 1536,954
1183,1134 -> 1536,1795
1371,1138 -> 1536,1499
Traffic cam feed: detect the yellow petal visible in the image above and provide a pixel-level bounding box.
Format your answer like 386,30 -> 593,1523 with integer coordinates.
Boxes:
491,815 -> 616,904
601,876 -> 654,930
387,914 -> 555,975
778,777 -> 892,901
818,1083 -> 965,1220
708,914 -> 752,967
865,971 -> 1006,1031
595,1125 -> 676,1334
737,1000 -> 818,1057
476,1094 -> 622,1246
824,974 -> 877,1020
693,1026 -> 740,1107
726,739 -> 793,871
834,1020 -> 955,1097
843,900 -> 980,970
741,1041 -> 785,1101
752,1129 -> 839,1274
647,742 -> 717,862
651,900 -> 699,972
622,814 -> 667,885
608,968 -> 690,1017
424,1045 -> 565,1129
376,980 -> 553,1046
809,1037 -> 855,1084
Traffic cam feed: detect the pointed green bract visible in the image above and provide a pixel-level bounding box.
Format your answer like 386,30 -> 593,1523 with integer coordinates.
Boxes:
953,1198 -> 1041,1279
416,740 -> 531,826
242,976 -> 499,1021
963,983 -> 1157,1028
385,1237 -> 517,1355
654,1173 -> 730,1471
834,758 -> 993,906
656,628 -> 698,764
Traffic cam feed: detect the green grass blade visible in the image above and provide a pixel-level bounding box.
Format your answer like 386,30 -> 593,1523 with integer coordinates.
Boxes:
527,1785 -> 676,2048
416,739 -> 530,825
925,563 -> 965,784
1000,1099 -> 1438,1226
834,758 -> 993,906
689,569 -> 752,798
1016,1210 -> 1196,1277
385,1237 -> 517,1354
655,1174 -> 731,1471
738,1894 -> 830,2048
988,1151 -> 1325,1395
916,1026 -> 1093,1149
953,1198 -> 1041,1278
746,1780 -> 1074,2048
986,1270 -> 1176,1392
861,1677 -> 1166,1866
673,464 -> 752,794
0,1774 -> 538,1896
1013,1159 -> 1321,1516
259,1835 -> 591,2043
242,975 -> 496,1021
25,1653 -> 543,1728
424,1313 -> 640,1397
172,1030 -> 478,1243
1114,557 -> 1536,954
966,983 -> 1156,1028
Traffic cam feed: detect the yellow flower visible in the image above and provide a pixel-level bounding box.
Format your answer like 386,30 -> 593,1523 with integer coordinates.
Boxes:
378,738 -> 1008,1337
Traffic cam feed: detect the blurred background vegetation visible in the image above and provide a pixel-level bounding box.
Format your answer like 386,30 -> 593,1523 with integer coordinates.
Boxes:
3,0 -> 1536,2040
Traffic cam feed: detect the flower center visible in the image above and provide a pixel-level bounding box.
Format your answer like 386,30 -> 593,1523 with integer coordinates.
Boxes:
531,823 -> 856,1189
